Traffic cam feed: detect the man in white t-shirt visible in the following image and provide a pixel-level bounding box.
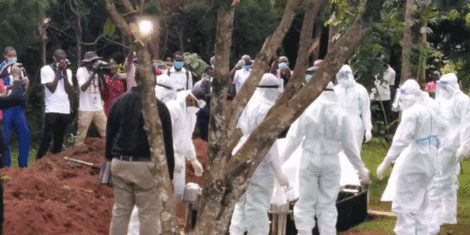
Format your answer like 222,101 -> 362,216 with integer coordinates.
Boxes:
75,51 -> 107,146
166,51 -> 192,91
370,54 -> 396,125
36,49 -> 73,160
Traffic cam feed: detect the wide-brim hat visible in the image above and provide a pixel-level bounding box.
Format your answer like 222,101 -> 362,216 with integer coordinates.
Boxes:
82,51 -> 103,63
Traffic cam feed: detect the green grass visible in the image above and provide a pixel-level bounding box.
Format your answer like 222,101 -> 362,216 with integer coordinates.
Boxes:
7,148 -> 37,168
339,137 -> 470,234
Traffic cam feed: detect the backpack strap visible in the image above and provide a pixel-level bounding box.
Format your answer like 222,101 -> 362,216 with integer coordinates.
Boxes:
167,69 -> 171,76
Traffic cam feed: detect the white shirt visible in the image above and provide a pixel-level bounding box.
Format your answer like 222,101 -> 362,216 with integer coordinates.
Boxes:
77,67 -> 104,111
166,67 -> 193,91
41,65 -> 73,114
233,68 -> 251,93
370,66 -> 396,101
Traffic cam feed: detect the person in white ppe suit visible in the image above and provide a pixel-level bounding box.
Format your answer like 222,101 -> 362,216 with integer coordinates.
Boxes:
155,74 -> 177,103
165,89 -> 205,202
377,79 -> 442,235
426,73 -> 470,234
229,73 -> 290,235
282,82 -> 370,235
334,65 -> 373,157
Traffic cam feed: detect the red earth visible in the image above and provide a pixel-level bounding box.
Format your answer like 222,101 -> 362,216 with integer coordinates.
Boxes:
0,138 -> 208,235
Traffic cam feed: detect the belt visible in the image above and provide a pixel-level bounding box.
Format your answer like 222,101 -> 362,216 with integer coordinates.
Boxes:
114,155 -> 150,162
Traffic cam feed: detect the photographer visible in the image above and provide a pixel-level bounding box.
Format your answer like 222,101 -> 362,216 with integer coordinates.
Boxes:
36,49 -> 73,160
75,51 -> 107,146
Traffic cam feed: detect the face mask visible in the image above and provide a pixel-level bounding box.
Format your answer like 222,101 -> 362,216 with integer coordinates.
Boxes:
197,99 -> 206,109
174,61 -> 184,69
7,57 -> 17,64
338,77 -> 351,87
187,106 -> 200,114
278,62 -> 288,70
305,74 -> 312,82
242,65 -> 251,71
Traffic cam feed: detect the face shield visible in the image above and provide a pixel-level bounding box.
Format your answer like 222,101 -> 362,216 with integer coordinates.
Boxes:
336,65 -> 354,87
392,87 -> 405,112
393,80 -> 420,111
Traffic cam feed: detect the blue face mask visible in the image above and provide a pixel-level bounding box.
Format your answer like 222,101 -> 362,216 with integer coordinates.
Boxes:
278,62 -> 288,70
7,58 -> 17,64
305,74 -> 313,82
174,61 -> 184,69
242,65 -> 251,71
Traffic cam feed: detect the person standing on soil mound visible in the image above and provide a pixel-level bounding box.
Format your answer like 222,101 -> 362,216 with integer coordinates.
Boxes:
75,51 -> 107,146
106,65 -> 175,235
0,65 -> 28,234
36,49 -> 73,160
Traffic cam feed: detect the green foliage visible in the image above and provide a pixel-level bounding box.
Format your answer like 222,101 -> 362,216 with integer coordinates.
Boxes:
102,19 -> 116,37
0,0 -> 56,55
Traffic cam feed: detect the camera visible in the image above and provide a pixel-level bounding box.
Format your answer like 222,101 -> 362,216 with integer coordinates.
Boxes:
93,60 -> 112,75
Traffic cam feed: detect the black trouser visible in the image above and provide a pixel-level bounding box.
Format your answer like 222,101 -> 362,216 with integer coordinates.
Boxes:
36,113 -> 70,160
197,109 -> 210,141
372,100 -> 391,126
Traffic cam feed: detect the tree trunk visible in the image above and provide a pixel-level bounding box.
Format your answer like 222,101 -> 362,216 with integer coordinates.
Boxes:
401,0 -> 427,85
105,1 -> 179,234
135,42 -> 179,235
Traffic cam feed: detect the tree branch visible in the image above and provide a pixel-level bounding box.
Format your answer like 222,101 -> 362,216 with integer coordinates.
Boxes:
268,0 -> 328,114
226,0 -> 384,176
121,0 -> 136,13
223,0 -> 301,162
104,0 -> 133,38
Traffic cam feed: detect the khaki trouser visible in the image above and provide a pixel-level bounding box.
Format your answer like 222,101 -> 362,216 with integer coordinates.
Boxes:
109,158 -> 159,235
75,110 -> 107,146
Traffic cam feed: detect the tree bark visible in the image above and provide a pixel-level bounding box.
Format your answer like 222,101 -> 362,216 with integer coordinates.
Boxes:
192,3 -> 235,235
401,0 -> 426,85
104,1 -> 178,234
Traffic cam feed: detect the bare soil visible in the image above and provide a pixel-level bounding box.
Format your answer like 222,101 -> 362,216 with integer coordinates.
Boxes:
1,138 -> 208,235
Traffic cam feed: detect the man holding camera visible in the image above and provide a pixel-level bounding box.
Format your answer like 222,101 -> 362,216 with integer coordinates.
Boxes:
36,49 -> 73,160
0,46 -> 30,167
75,51 -> 107,146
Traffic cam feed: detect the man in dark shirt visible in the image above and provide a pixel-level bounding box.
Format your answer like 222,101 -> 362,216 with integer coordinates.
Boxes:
106,66 -> 174,235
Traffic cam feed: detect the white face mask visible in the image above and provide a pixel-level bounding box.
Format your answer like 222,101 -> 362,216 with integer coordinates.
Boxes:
187,106 -> 200,114
338,77 -> 350,87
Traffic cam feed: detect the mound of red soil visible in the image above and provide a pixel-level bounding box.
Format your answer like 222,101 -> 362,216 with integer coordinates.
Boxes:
1,138 -> 208,235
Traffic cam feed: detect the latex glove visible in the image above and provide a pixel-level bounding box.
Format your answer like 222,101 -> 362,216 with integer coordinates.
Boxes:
174,157 -> 184,173
275,169 -> 289,187
454,146 -> 470,163
358,168 -> 371,186
235,59 -> 245,69
174,164 -> 183,173
365,129 -> 372,143
376,159 -> 391,180
191,160 -> 203,177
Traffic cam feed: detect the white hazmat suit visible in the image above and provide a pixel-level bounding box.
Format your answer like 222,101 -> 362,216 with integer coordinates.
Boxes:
282,82 -> 370,235
426,73 -> 470,234
166,90 -> 204,202
229,73 -> 289,235
377,79 -> 441,235
155,74 -> 177,103
334,65 -> 372,157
